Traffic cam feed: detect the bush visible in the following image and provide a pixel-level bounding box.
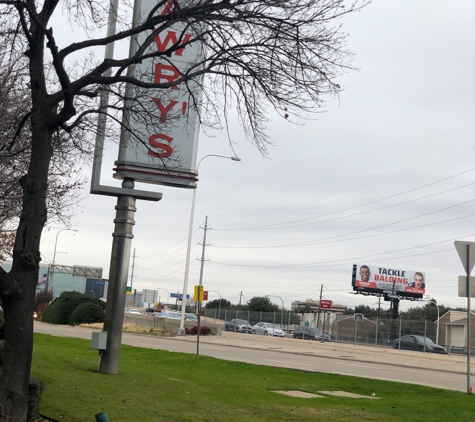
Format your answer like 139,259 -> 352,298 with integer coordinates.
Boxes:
36,302 -> 49,320
189,326 -> 212,336
200,326 -> 212,336
35,290 -> 53,311
70,302 -> 105,326
42,291 -> 105,325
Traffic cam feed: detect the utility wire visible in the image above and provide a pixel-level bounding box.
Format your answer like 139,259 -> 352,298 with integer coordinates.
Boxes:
214,169 -> 475,231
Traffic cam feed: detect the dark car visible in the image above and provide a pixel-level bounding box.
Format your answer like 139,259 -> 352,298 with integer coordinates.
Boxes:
392,335 -> 447,354
224,318 -> 253,333
293,326 -> 331,341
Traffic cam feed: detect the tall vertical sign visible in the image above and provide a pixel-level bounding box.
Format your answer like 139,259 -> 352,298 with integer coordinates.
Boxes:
114,0 -> 204,189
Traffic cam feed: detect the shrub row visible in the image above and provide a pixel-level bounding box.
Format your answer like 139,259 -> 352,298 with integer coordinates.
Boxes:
42,291 -> 105,325
185,326 -> 212,335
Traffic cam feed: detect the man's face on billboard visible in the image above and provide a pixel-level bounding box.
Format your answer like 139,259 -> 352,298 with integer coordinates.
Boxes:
414,274 -> 424,288
360,267 -> 370,281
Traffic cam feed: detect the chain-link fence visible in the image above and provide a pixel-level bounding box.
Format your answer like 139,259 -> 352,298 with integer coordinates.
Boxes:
202,308 -> 301,331
202,308 -> 474,354
333,317 -> 439,346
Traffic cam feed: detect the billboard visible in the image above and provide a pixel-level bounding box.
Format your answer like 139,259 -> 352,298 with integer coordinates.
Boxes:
114,0 -> 204,189
352,264 -> 426,299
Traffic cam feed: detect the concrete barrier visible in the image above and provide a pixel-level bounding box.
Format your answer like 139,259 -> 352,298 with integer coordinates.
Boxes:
123,313 -> 222,336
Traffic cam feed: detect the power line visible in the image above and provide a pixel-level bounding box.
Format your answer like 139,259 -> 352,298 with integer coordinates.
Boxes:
214,169 -> 475,232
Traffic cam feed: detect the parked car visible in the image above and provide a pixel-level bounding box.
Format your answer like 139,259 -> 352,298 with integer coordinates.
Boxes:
224,318 -> 253,333
151,310 -> 181,319
293,326 -> 331,341
185,313 -> 198,321
392,335 -> 447,354
126,309 -> 141,314
252,322 -> 285,337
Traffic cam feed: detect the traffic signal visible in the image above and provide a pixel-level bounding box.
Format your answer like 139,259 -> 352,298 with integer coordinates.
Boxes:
194,285 -> 204,301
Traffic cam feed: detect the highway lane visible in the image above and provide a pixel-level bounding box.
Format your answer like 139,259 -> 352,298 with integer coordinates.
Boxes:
34,322 -> 471,392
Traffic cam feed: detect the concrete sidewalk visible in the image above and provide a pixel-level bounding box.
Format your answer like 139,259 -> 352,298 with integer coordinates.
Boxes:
34,321 -> 472,376
180,331 -> 472,375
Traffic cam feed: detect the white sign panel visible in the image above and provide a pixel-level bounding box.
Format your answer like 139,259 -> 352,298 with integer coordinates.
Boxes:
142,289 -> 159,303
115,0 -> 204,188
454,241 -> 475,275
458,275 -> 475,298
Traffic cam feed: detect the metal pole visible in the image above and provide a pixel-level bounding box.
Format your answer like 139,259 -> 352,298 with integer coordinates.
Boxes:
398,317 -> 402,350
374,316 -> 379,347
207,290 -> 221,322
196,216 -> 209,355
435,301 -> 440,344
354,320 -> 357,346
157,288 -> 169,307
423,320 -> 427,353
48,228 -> 77,294
267,295 -> 284,326
178,155 -> 240,336
449,323 -> 452,356
99,179 -> 137,374
466,243 -> 471,394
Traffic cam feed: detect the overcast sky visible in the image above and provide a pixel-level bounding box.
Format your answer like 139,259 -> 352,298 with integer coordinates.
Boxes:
39,0 -> 475,312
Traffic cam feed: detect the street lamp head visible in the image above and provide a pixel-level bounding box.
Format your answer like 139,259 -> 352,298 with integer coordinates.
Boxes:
230,156 -> 241,162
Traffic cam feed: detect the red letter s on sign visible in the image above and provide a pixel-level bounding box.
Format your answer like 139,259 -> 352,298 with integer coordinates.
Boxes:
148,133 -> 173,158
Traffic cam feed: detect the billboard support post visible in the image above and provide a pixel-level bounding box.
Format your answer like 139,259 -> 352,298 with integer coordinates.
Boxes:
99,179 -> 137,374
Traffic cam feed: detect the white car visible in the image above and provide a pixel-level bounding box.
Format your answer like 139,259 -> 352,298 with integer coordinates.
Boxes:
252,322 -> 285,337
127,309 -> 141,314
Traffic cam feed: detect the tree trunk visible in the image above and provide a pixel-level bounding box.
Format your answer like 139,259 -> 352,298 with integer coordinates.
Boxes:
0,288 -> 36,421
0,121 -> 52,421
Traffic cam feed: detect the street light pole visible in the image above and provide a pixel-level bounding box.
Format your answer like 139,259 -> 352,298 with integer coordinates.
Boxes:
428,297 -> 441,344
178,154 -> 241,336
157,288 -> 170,307
207,290 -> 222,320
267,295 -> 284,327
48,228 -> 77,294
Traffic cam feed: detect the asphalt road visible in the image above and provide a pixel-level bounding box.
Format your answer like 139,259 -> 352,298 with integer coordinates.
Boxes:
34,322 -> 473,392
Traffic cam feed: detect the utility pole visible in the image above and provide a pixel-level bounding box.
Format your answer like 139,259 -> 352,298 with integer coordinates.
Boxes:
196,216 -> 210,355
238,291 -> 243,307
317,284 -> 323,328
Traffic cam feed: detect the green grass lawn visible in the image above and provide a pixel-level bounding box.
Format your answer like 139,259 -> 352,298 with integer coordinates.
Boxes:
32,333 -> 474,422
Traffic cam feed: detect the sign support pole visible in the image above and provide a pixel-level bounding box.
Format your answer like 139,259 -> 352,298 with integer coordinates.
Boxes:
99,179 -> 137,374
454,240 -> 475,395
466,243 -> 471,395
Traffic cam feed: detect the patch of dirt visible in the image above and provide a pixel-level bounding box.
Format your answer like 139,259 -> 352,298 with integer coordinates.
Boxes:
273,390 -> 324,398
272,390 -> 380,399
318,390 -> 380,399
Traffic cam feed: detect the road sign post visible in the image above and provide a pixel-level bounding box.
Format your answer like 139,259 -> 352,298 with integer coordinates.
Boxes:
454,240 -> 475,395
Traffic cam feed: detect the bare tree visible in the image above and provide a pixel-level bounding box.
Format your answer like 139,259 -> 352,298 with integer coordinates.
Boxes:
0,0 -> 367,419
0,43 -> 87,260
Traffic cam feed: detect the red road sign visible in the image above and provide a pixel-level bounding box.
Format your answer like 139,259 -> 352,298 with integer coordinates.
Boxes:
320,299 -> 332,309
